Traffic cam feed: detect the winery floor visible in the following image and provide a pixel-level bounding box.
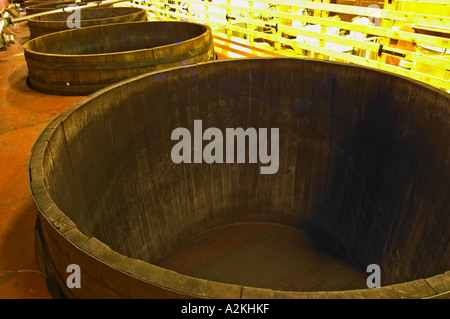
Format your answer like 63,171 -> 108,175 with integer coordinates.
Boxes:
0,21 -> 83,298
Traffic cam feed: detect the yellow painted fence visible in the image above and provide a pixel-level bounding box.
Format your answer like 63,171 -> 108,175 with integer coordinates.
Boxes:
124,0 -> 450,91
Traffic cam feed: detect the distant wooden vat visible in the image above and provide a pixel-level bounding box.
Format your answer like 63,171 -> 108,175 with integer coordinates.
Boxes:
25,0 -> 99,13
28,7 -> 147,39
23,21 -> 215,95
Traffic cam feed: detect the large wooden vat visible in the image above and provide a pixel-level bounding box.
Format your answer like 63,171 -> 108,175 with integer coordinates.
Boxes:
28,7 -> 148,39
23,21 -> 215,95
30,58 -> 450,299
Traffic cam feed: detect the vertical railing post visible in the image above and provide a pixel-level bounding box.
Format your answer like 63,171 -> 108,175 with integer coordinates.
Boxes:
248,0 -> 254,46
226,0 -> 232,38
274,4 -> 281,50
378,0 -> 393,63
205,0 -> 210,22
175,0 -> 180,21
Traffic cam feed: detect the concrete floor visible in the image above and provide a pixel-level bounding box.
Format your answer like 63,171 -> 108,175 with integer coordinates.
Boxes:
0,22 -> 84,298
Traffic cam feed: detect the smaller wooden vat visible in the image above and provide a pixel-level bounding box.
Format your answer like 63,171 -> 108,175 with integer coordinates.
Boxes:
24,0 -> 60,8
23,21 -> 215,95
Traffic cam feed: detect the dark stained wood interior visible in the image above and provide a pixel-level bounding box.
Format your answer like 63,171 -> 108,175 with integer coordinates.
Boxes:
158,222 -> 368,291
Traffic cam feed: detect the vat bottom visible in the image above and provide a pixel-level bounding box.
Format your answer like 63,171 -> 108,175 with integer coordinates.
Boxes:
157,222 -> 368,292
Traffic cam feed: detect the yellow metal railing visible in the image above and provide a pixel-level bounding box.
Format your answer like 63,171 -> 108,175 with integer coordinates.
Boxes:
123,0 -> 450,91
